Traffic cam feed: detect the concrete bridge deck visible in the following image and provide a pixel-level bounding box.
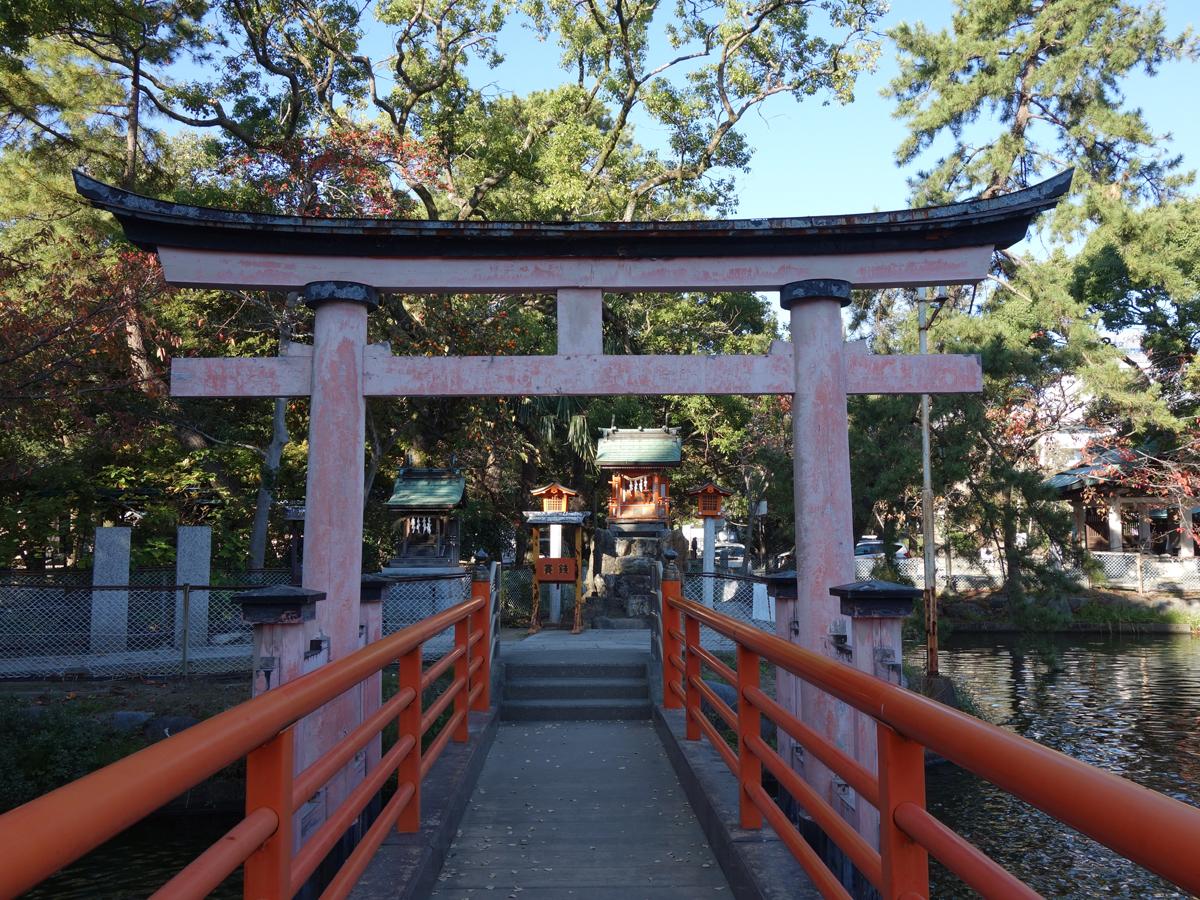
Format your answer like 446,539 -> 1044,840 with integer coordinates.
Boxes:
432,720 -> 730,899
433,628 -> 731,898
356,627 -> 805,899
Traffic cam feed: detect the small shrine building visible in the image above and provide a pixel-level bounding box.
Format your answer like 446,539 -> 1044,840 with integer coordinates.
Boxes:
384,466 -> 466,567
597,427 -> 682,538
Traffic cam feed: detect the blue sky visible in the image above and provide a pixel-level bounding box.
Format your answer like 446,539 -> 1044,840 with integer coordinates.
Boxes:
350,2 -> 1198,218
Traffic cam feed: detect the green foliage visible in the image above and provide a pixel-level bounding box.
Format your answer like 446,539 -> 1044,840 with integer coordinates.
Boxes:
887,0 -> 1196,230
1010,598 -> 1072,631
0,698 -> 144,812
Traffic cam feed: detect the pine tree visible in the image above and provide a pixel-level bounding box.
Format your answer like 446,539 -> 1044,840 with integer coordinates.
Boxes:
866,0 -> 1195,610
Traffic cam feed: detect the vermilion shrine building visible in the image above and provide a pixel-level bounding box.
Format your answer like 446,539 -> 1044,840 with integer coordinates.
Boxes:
74,167 -> 1071,850
598,426 -> 682,538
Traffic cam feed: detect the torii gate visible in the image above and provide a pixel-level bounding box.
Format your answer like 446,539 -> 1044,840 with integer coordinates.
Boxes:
76,168 -> 1070,844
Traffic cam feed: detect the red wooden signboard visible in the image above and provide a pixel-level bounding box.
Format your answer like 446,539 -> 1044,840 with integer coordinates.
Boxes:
537,557 -> 578,583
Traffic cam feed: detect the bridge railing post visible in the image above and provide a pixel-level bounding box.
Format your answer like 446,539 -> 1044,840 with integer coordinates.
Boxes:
736,644 -> 763,830
661,560 -> 683,709
454,616 -> 470,742
684,612 -> 701,741
471,552 -> 492,711
397,645 -> 422,832
243,727 -> 295,900
877,722 -> 929,898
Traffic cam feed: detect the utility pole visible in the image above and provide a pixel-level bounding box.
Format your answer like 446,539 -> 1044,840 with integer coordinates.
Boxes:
920,286 -> 944,676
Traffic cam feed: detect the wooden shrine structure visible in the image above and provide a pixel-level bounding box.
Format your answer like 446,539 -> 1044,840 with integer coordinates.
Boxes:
74,166 -> 1071,852
688,482 -> 733,606
688,481 -> 732,519
385,466 -> 466,566
524,483 -> 589,633
598,427 -> 682,538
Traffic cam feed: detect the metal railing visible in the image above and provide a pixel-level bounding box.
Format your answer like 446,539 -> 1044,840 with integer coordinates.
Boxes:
0,577 -> 496,898
661,580 -> 1200,898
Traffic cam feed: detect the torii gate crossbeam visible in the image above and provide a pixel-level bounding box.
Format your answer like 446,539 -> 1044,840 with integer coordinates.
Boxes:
76,168 -> 1071,852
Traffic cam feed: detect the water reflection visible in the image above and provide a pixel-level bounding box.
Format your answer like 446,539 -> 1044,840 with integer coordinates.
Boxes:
912,633 -> 1200,898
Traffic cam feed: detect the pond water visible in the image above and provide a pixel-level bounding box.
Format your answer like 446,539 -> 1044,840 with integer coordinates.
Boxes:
23,814 -> 240,899
915,632 -> 1200,898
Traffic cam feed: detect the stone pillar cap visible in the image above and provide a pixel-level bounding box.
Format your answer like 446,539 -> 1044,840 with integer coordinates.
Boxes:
830,578 -> 920,618
763,569 -> 798,601
303,280 -> 379,309
233,584 -> 325,625
472,550 -> 491,582
780,279 -> 852,310
361,573 -> 394,603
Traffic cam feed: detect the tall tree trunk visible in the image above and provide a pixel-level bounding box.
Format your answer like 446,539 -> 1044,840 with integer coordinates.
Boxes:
1002,487 -> 1025,612
123,54 -> 141,189
247,294 -> 298,568
743,469 -> 755,573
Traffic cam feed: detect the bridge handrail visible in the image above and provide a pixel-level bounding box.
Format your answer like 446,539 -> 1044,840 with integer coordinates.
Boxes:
0,592 -> 490,899
663,591 -> 1200,897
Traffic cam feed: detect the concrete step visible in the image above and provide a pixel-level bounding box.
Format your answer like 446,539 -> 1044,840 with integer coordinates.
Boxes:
590,616 -> 653,630
505,661 -> 647,680
500,698 -> 652,721
504,677 -> 648,701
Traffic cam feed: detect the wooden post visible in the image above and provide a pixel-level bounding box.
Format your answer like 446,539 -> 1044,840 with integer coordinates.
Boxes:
736,644 -> 763,829
243,728 -> 295,899
396,646 -> 422,832
470,560 -> 491,711
572,528 -> 585,634
529,526 -> 541,634
661,577 -> 683,709
685,613 -> 701,741
877,723 -> 929,898
454,618 -> 470,741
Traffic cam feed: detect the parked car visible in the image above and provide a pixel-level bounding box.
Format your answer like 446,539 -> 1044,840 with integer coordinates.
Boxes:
854,536 -> 909,559
714,541 -> 746,569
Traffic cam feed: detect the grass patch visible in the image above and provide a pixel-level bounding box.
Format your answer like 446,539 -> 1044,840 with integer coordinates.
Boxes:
1073,601 -> 1200,629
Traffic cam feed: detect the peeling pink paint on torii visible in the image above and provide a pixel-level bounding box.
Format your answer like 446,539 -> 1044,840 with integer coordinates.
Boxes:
73,166 -> 1071,860
172,344 -> 983,398
155,244 -> 993,292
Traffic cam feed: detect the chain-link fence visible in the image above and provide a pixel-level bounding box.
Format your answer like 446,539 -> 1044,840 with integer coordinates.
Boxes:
381,572 -> 473,659
497,566 -> 585,628
848,551 -> 1200,594
682,572 -> 774,650
0,567 -> 486,677
850,556 -> 1007,591
0,580 -> 270,678
1088,552 -> 1200,592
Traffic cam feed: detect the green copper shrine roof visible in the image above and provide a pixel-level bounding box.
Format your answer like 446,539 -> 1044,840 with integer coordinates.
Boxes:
596,427 -> 682,468
386,468 -> 466,510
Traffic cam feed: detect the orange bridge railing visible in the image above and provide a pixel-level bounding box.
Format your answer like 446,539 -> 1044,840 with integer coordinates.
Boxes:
0,581 -> 493,899
661,584 -> 1200,899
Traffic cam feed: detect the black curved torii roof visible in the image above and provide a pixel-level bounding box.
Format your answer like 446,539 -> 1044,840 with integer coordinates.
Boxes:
73,169 -> 1072,260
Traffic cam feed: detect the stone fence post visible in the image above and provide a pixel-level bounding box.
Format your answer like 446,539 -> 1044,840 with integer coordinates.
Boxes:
90,527 -> 130,654
174,526 -> 211,650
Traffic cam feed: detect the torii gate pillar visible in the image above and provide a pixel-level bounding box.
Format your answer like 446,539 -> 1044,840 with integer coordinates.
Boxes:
780,280 -> 857,818
296,281 -> 374,796
302,281 -> 375,665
